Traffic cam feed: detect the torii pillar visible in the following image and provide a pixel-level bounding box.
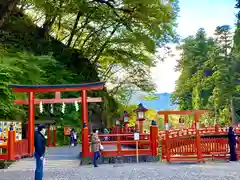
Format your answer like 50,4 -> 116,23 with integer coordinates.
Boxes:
8,82 -> 105,157
81,90 -> 89,158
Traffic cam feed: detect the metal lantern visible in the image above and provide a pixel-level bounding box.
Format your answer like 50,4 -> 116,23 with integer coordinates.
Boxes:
123,111 -> 129,123
135,103 -> 148,120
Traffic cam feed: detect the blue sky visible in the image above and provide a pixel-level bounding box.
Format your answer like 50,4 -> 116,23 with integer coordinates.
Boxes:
151,0 -> 238,93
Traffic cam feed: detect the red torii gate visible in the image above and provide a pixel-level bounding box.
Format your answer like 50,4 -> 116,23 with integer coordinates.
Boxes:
8,82 -> 104,158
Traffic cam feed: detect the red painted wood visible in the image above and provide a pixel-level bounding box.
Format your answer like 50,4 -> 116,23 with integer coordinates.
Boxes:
53,128 -> 57,147
158,110 -> 206,115
55,92 -> 61,99
47,127 -> 51,146
81,90 -> 89,158
12,85 -> 104,93
7,131 -> 15,160
14,97 -> 102,104
28,92 -> 35,156
0,154 -> 7,160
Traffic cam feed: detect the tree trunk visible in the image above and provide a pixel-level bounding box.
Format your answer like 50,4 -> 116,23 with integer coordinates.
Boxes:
92,23 -> 120,63
67,11 -> 82,47
40,15 -> 57,37
0,0 -> 19,28
231,96 -> 237,125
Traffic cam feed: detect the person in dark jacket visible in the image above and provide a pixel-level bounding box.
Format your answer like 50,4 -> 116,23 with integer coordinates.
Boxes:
228,126 -> 237,161
9,124 -> 14,131
69,128 -> 75,147
34,124 -> 46,180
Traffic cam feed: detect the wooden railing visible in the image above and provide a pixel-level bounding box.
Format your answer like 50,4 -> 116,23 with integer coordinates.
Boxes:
159,126 -> 240,139
0,131 -> 29,161
89,126 -> 159,157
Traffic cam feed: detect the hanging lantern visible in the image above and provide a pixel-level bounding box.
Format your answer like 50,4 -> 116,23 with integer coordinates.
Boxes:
50,104 -> 54,114
61,103 -> 65,114
74,101 -> 79,111
39,101 -> 43,114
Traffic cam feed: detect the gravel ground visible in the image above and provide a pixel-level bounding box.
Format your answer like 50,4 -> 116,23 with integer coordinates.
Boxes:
1,162 -> 240,180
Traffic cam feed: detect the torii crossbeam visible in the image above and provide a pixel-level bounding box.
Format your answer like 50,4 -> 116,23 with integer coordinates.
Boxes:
9,82 -> 105,158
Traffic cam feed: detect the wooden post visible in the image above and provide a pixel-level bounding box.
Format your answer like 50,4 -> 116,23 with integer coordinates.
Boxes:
53,127 -> 57,147
164,114 -> 170,163
81,90 -> 89,158
7,131 -> 16,161
124,123 -> 129,133
195,112 -> 202,162
136,141 -> 139,163
150,125 -> 158,156
117,136 -> 121,155
28,92 -> 35,156
47,126 -> 51,146
116,125 -> 120,134
139,120 -> 143,133
135,123 -> 139,132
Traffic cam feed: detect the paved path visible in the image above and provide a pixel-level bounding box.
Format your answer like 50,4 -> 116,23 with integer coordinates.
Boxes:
2,162 -> 240,179
6,144 -> 134,171
3,145 -> 240,179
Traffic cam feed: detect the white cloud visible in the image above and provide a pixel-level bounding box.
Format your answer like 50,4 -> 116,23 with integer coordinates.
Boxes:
151,45 -> 181,93
151,0 -> 237,93
151,27 -> 236,93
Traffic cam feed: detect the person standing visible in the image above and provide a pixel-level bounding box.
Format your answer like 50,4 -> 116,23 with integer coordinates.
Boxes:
228,126 -> 238,161
91,129 -> 101,167
9,124 -> 14,131
69,128 -> 75,147
73,130 -> 78,146
34,124 -> 46,180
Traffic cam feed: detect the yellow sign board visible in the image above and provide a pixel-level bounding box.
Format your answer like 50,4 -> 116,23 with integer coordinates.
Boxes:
0,121 -> 22,145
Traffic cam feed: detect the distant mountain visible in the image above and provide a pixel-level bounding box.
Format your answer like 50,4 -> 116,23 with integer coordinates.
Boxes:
129,93 -> 178,110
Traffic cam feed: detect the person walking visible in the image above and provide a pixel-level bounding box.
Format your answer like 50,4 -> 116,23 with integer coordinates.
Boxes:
34,124 -> 46,180
91,129 -> 101,167
69,129 -> 75,147
228,126 -> 238,161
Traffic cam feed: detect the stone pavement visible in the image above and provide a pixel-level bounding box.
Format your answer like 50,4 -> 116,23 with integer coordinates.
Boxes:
2,145 -> 240,179
7,144 -> 128,170
1,162 -> 240,180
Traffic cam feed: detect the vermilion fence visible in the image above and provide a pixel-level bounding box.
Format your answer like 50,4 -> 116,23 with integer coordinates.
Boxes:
161,136 -> 231,162
0,131 -> 29,161
159,126 -> 232,139
1,124 -> 238,163
89,126 -> 159,158
159,125 -> 240,163
112,124 -> 239,163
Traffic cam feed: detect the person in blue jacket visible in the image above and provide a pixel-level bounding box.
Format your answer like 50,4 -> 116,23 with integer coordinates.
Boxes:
34,124 -> 46,180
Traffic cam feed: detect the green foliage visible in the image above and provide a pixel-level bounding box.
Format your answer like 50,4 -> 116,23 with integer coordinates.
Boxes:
143,94 -> 160,101
0,0 -> 178,139
20,0 -> 179,96
0,48 -> 61,119
172,23 -> 240,125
